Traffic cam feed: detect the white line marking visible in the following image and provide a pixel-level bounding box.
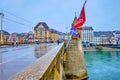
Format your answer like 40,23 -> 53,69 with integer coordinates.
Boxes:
0,51 -> 33,65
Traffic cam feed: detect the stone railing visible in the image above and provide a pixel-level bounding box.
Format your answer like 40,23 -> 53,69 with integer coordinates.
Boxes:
9,43 -> 64,80
9,40 -> 88,80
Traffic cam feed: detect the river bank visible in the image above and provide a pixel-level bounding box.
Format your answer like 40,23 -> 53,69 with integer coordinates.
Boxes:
83,47 -> 120,51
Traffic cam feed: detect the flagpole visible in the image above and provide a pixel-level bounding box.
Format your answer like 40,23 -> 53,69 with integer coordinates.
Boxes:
83,0 -> 87,7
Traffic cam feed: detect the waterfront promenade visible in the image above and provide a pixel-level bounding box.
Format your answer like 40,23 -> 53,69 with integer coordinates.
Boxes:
83,46 -> 120,51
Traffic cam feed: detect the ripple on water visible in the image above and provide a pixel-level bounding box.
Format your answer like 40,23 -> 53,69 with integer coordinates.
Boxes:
84,51 -> 120,80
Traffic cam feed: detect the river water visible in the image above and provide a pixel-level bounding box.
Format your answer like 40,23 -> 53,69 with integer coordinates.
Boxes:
84,51 -> 120,80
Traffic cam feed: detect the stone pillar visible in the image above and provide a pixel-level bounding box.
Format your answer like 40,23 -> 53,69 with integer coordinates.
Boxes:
64,40 -> 88,80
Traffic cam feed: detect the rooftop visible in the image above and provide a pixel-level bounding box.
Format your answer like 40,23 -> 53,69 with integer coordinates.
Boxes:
94,31 -> 113,37
34,22 -> 49,30
82,26 -> 93,30
113,31 -> 120,34
0,30 -> 10,35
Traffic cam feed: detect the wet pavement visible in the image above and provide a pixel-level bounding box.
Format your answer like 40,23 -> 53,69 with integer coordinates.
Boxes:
0,43 -> 57,80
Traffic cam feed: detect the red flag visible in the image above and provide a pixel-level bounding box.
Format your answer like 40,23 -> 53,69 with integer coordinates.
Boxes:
74,2 -> 86,29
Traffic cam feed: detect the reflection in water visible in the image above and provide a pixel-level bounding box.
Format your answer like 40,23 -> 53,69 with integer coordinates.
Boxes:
0,52 -> 4,80
116,51 -> 120,57
84,51 -> 120,80
34,44 -> 48,58
34,51 -> 47,58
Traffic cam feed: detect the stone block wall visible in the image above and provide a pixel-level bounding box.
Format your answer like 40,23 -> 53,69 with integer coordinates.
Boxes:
64,40 -> 88,80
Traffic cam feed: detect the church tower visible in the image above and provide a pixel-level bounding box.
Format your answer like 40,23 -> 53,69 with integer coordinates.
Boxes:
72,12 -> 77,26
71,12 -> 82,40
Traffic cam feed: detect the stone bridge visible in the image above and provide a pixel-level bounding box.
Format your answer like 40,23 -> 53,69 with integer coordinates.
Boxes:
9,40 -> 88,80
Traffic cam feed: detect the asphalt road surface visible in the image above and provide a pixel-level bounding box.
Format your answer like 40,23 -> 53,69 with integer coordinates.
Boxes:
0,43 -> 57,80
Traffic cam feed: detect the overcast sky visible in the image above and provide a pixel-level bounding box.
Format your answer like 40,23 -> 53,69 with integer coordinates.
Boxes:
0,0 -> 120,33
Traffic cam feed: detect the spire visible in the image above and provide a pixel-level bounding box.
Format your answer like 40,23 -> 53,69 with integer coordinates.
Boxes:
75,12 -> 77,18
72,12 -> 77,26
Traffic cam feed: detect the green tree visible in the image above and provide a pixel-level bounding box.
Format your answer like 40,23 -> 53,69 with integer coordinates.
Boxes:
98,46 -> 103,51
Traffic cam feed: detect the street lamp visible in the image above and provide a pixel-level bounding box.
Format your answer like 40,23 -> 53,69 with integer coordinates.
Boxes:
0,12 -> 4,44
0,11 -> 4,80
66,26 -> 69,40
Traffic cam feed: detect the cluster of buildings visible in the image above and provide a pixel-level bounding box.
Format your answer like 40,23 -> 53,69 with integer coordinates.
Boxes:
80,26 -> 120,45
0,22 -> 65,44
0,19 -> 120,46
0,30 -> 34,44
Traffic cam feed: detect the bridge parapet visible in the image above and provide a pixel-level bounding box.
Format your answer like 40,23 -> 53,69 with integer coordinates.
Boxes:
9,40 -> 88,80
9,43 -> 64,80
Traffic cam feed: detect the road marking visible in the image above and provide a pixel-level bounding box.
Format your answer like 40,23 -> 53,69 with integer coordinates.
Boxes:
0,46 -> 34,54
0,51 -> 33,65
0,44 -> 54,65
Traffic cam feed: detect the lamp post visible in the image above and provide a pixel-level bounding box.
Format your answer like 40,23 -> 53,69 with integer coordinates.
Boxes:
0,12 -> 4,44
0,12 -> 4,80
66,26 -> 69,40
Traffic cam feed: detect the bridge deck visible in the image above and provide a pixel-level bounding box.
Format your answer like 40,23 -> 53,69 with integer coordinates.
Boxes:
9,43 -> 64,80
